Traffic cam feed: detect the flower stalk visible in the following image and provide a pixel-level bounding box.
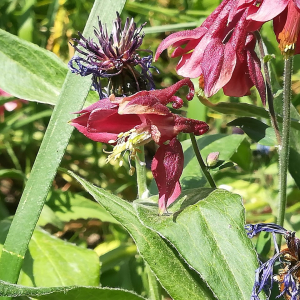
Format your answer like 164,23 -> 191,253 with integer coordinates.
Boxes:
190,133 -> 216,188
135,146 -> 149,199
277,56 -> 293,246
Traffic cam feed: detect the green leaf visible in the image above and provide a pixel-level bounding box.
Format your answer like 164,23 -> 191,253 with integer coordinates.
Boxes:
134,189 -> 260,300
199,95 -> 270,118
0,169 -> 25,181
227,117 -> 277,146
181,134 -> 247,189
0,29 -> 68,105
0,280 -> 145,300
37,205 -> 64,229
46,190 -> 118,224
0,220 -> 99,288
199,96 -> 300,131
0,30 -> 98,107
69,171 -> 215,300
18,228 -> 100,287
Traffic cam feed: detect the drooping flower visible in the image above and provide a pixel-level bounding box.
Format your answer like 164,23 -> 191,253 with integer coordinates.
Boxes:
244,0 -> 300,57
155,0 -> 266,104
71,78 -> 209,214
69,13 -> 156,98
246,223 -> 300,299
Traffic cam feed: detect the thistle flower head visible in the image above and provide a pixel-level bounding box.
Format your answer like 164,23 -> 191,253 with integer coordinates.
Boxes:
68,13 -> 156,98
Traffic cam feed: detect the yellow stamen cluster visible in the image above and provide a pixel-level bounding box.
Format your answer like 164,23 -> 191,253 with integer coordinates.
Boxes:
105,129 -> 152,174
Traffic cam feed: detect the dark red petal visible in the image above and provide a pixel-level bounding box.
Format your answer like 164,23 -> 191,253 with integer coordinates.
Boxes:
173,115 -> 209,136
88,108 -> 141,134
149,78 -> 194,103
119,94 -> 171,116
202,40 -> 236,97
71,122 -> 118,143
73,98 -> 119,114
147,114 -> 176,144
151,138 -> 184,214
155,28 -> 207,61
154,0 -> 232,61
247,49 -> 266,105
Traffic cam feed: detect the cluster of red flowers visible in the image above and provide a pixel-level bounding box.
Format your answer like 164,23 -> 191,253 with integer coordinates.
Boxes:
156,0 -> 300,103
70,1 -> 300,215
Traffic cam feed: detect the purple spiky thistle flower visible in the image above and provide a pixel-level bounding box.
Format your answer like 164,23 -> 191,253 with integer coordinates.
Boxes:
68,13 -> 156,98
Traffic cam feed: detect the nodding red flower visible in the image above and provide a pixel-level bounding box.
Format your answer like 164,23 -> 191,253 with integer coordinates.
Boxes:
245,223 -> 300,300
69,13 -> 156,98
71,79 -> 209,214
155,0 -> 266,104
244,0 -> 300,57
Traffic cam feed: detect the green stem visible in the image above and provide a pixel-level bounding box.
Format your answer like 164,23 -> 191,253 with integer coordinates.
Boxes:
277,57 -> 293,247
136,146 -> 149,199
136,152 -> 161,299
255,31 -> 281,145
190,133 -> 217,188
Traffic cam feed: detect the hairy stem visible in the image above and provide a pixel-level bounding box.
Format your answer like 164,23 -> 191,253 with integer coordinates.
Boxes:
277,57 -> 293,246
190,133 -> 216,188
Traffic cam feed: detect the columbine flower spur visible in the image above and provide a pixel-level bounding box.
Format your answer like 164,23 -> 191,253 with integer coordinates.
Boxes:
68,13 -> 156,98
246,223 -> 300,300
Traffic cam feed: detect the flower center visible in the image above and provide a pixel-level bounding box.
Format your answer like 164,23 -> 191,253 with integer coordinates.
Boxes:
278,2 -> 300,57
106,129 -> 152,174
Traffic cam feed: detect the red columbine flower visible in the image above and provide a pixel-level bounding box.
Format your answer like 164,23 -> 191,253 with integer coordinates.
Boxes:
244,0 -> 300,57
71,78 -> 209,214
155,0 -> 266,104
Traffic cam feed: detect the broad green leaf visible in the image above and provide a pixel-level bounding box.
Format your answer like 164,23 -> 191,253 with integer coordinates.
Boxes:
181,134 -> 247,189
0,220 -> 99,288
199,95 -> 269,118
70,171 -> 215,300
0,280 -> 145,300
199,96 -> 300,131
46,190 -> 118,224
37,204 -> 64,229
0,30 -> 98,106
134,189 -> 260,300
18,229 -> 100,287
227,117 -> 277,146
0,29 -> 67,105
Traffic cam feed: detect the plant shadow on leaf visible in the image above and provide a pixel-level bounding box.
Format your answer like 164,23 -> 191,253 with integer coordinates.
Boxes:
135,188 -> 215,221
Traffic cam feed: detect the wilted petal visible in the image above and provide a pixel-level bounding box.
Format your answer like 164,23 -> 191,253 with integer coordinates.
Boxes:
245,223 -> 288,238
151,138 -> 184,214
